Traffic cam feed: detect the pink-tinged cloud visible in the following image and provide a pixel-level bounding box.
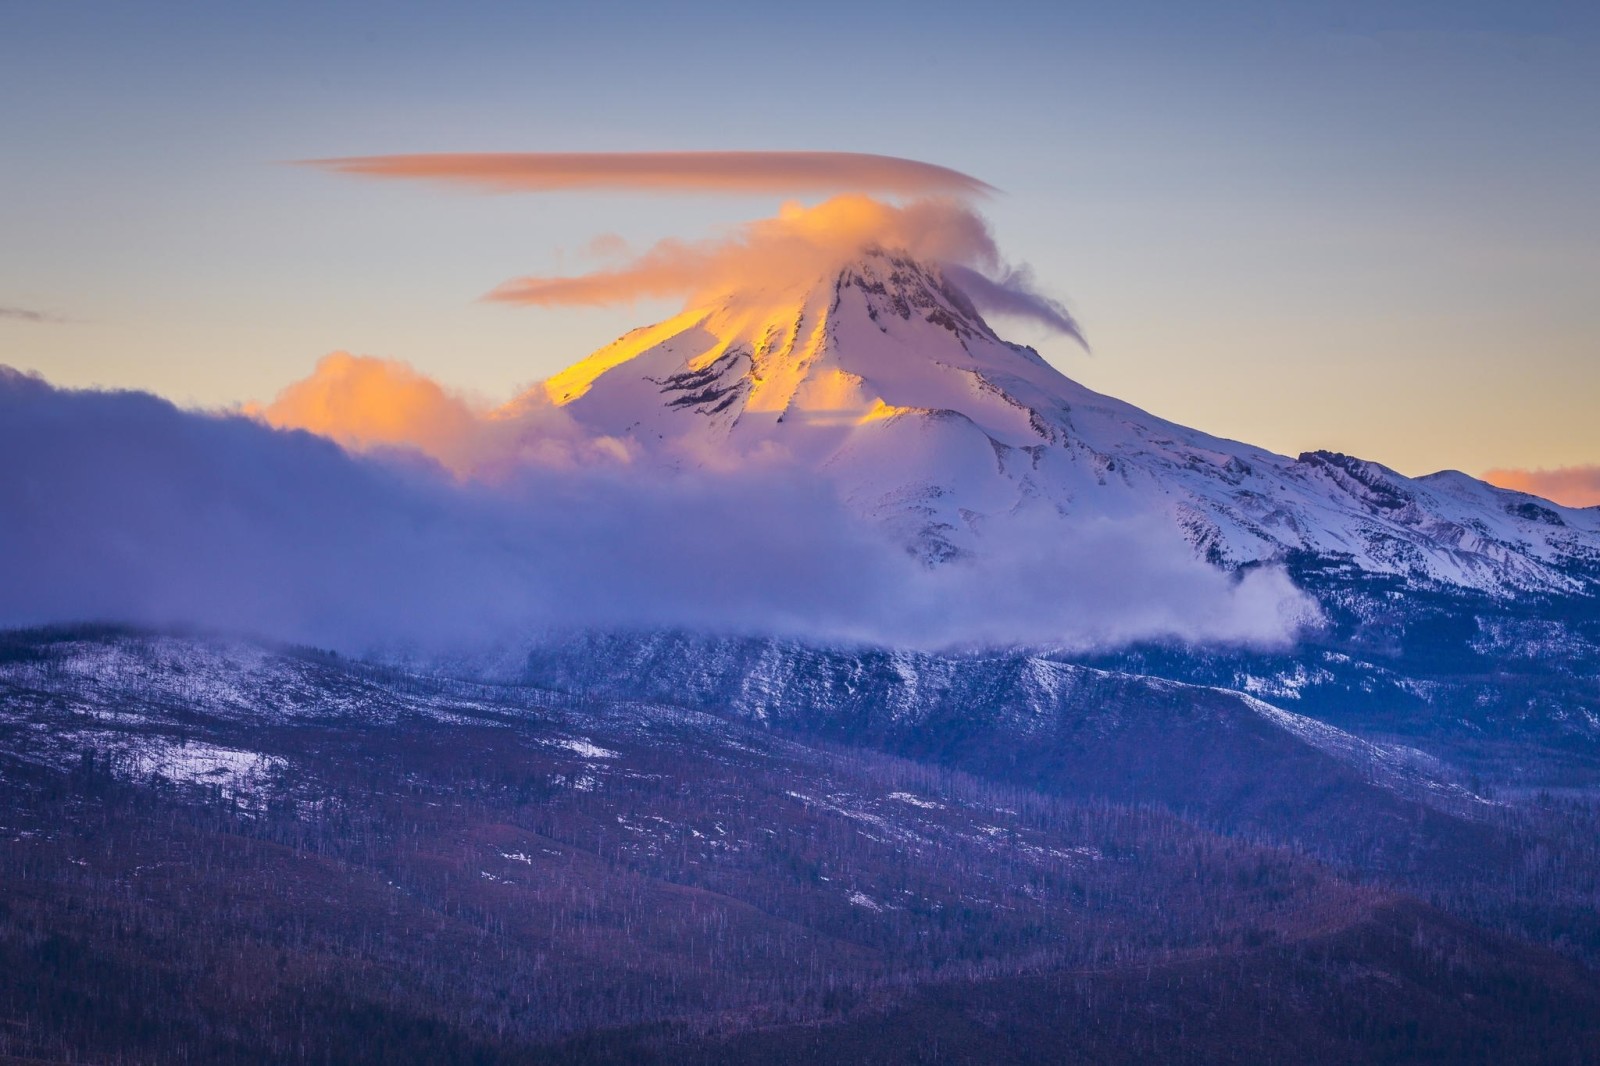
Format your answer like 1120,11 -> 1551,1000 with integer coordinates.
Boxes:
301,151 -> 993,198
486,194 -> 1086,344
1482,466 -> 1600,508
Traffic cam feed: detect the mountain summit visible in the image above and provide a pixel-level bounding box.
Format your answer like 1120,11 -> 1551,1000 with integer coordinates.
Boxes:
524,249 -> 1600,592
539,249 -> 1039,450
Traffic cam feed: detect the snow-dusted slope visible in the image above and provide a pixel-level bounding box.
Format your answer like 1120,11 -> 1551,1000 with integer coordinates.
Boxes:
522,630 -> 1490,821
521,249 -> 1600,592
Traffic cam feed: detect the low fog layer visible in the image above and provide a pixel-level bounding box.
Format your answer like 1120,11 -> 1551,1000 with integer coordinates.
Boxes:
0,368 -> 1317,656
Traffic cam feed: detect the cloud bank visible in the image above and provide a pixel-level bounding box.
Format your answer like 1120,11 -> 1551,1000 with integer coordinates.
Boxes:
0,368 -> 1312,657
1482,465 -> 1600,508
302,151 -> 993,198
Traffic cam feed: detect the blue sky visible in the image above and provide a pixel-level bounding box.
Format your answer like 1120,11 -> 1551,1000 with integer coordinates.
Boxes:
3,1 -> 1597,477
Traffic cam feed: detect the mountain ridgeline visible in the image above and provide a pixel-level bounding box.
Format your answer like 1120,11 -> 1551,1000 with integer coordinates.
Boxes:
536,248 -> 1600,590
523,247 -> 1600,754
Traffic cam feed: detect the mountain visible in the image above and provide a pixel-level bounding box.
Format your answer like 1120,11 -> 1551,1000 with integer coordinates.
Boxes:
526,249 -> 1600,591
505,247 -> 1600,756
6,251 -> 1600,1062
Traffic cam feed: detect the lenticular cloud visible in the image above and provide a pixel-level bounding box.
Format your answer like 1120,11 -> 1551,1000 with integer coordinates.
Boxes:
302,150 -> 1083,345
301,150 -> 994,198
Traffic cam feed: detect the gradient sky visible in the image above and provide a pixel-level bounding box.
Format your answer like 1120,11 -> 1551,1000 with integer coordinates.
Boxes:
3,1 -> 1597,482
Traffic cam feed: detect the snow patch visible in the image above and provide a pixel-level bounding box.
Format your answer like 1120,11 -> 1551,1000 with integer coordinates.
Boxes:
122,739 -> 284,796
848,891 -> 884,912
887,790 -> 943,809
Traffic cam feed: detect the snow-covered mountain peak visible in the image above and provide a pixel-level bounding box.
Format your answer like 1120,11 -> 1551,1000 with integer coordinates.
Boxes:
834,248 -> 1000,343
513,252 -> 1600,593
527,250 -> 1065,462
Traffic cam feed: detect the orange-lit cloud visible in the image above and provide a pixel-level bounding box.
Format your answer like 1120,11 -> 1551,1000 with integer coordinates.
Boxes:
488,195 -> 985,304
301,151 -> 992,198
252,353 -> 486,474
1482,465 -> 1600,508
251,352 -> 631,476
486,194 -> 1086,342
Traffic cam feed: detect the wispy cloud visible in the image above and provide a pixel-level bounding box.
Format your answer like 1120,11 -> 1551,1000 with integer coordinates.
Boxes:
942,264 -> 1086,346
300,150 -> 993,198
486,195 -> 987,305
486,193 -> 1086,344
0,306 -> 66,324
1482,465 -> 1600,508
